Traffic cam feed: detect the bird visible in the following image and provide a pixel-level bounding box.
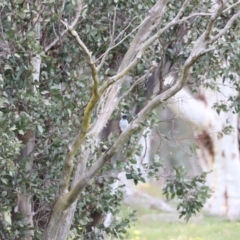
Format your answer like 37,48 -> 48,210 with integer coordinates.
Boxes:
119,114 -> 129,132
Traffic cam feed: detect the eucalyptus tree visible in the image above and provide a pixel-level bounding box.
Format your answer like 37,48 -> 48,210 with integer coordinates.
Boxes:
0,0 -> 239,239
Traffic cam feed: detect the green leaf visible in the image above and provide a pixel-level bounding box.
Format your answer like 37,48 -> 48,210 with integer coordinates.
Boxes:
18,129 -> 24,135
27,31 -> 36,37
37,125 -> 44,134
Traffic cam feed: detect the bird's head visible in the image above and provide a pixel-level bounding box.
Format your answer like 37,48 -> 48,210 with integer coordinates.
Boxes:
122,114 -> 127,120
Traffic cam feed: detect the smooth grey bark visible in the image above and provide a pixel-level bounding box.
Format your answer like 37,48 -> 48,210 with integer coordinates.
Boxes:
42,152 -> 89,240
17,132 -> 35,240
55,151 -> 88,240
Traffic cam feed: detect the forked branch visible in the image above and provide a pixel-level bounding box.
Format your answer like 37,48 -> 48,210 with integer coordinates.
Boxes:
58,20 -> 100,195
44,0 -> 84,52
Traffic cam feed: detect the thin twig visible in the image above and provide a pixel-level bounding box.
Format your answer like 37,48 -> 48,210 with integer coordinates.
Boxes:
45,29 -> 68,52
99,10 -> 212,93
209,11 -> 240,44
61,20 -> 99,95
96,17 -> 143,71
175,0 -> 190,20
97,5 -> 118,71
223,1 -> 240,13
44,0 -> 84,52
204,0 -> 226,41
119,67 -> 155,102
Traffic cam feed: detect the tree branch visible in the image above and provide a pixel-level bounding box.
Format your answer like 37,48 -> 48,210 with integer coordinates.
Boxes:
96,16 -> 140,71
58,20 -> 100,195
89,0 -> 169,137
99,46 -> 148,94
70,0 -> 84,28
65,23 -> 216,204
175,0 -> 190,20
204,0 -> 227,41
44,0 -> 84,52
119,67 -> 155,102
61,20 -> 99,96
209,11 -> 240,44
223,1 -> 240,13
99,7 -> 210,94
97,5 -> 118,71
58,0 -> 240,199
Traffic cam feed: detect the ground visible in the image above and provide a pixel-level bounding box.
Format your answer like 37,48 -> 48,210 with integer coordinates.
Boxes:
120,183 -> 240,240
124,209 -> 240,240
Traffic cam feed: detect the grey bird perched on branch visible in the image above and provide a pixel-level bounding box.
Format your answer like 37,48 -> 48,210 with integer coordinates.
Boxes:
119,114 -> 129,132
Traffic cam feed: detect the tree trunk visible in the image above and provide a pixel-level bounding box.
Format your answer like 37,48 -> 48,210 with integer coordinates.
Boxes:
15,131 -> 35,240
42,198 -> 69,240
14,18 -> 42,239
44,149 -> 89,240
167,76 -> 240,219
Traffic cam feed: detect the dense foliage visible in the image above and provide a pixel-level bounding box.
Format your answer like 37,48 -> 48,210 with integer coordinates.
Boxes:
0,0 -> 239,239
